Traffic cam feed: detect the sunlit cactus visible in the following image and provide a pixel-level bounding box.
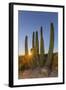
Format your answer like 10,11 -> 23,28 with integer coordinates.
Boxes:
45,22 -> 54,67
25,35 -> 28,55
36,31 -> 39,54
40,26 -> 44,55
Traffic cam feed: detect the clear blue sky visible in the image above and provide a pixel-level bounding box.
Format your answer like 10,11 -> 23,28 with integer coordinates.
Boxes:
18,11 -> 58,55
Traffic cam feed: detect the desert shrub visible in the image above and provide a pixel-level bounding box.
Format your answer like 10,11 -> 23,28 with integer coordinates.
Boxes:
19,64 -> 25,71
39,55 -> 45,67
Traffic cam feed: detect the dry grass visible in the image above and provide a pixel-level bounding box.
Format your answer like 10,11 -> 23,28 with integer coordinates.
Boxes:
18,53 -> 58,79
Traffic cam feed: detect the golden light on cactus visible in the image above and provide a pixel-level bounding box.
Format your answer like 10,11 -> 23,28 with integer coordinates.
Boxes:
28,50 -> 32,56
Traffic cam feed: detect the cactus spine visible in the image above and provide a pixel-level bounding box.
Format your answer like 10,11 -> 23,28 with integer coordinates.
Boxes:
25,35 -> 28,55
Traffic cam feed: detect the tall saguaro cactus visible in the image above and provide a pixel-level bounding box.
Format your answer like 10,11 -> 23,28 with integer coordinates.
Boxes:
45,22 -> 54,67
32,32 -> 35,48
39,26 -> 45,67
40,26 -> 44,55
25,35 -> 28,55
36,31 -> 39,54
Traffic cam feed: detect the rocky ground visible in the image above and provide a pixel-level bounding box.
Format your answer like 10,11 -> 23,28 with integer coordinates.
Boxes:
18,66 -> 58,79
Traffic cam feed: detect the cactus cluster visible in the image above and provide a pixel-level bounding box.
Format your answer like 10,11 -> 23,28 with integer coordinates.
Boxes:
24,22 -> 54,69
31,26 -> 45,55
31,31 -> 39,55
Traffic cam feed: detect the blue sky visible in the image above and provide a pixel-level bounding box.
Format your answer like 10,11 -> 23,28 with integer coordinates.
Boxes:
18,11 -> 58,55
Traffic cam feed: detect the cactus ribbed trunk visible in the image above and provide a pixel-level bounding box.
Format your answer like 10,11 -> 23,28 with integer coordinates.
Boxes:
45,22 -> 54,67
36,31 -> 39,54
40,26 -> 44,55
39,26 -> 45,67
32,32 -> 35,48
25,35 -> 28,55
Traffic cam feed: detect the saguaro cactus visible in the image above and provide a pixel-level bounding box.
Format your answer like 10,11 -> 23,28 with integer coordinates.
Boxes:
25,35 -> 28,55
40,26 -> 44,55
39,26 -> 45,67
32,32 -> 35,48
36,31 -> 39,54
45,22 -> 54,68
42,23 -> 54,76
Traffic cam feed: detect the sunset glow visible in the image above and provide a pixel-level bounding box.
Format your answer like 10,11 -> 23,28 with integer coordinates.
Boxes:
29,51 -> 32,56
